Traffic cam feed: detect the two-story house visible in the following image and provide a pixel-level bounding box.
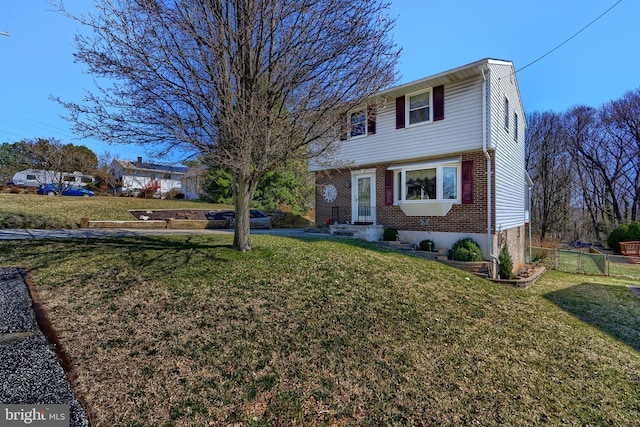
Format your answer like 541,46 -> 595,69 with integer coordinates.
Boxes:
311,58 -> 530,275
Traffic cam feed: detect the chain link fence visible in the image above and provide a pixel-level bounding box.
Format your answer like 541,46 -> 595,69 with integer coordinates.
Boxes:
530,246 -> 640,280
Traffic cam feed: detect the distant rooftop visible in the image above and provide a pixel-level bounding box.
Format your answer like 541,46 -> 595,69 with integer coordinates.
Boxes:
113,158 -> 188,174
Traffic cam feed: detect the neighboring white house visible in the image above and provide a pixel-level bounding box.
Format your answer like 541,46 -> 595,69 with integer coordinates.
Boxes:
311,58 -> 530,274
11,169 -> 94,187
181,166 -> 207,200
109,157 -> 188,197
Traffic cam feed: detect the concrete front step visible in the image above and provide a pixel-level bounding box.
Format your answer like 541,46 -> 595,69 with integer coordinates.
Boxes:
378,241 -> 417,251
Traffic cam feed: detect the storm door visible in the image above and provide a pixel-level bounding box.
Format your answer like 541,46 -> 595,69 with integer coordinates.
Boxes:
351,170 -> 376,224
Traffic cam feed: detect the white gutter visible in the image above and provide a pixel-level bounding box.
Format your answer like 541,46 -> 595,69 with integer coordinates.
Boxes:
526,172 -> 534,262
480,66 -> 499,278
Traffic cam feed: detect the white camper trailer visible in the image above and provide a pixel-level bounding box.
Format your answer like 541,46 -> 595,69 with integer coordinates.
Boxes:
11,169 -> 94,187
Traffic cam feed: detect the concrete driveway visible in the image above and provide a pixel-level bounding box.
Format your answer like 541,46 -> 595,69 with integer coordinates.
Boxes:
0,227 -> 321,240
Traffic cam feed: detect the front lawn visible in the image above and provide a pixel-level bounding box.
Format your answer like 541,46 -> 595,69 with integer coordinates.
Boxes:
0,193 -> 226,229
1,235 -> 639,425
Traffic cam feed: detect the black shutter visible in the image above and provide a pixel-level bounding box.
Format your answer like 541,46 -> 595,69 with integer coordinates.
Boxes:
462,160 -> 474,204
339,113 -> 347,141
367,105 -> 376,135
433,85 -> 444,121
395,96 -> 405,129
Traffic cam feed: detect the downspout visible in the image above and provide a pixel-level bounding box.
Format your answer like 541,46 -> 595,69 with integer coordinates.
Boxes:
528,182 -> 533,262
480,66 -> 499,278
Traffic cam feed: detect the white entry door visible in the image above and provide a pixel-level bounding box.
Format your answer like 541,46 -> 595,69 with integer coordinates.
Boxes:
351,170 -> 376,224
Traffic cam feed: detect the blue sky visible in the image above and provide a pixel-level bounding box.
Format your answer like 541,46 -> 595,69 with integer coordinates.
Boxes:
0,0 -> 637,163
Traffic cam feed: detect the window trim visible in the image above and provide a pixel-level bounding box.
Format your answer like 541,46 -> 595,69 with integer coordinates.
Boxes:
389,157 -> 462,205
348,109 -> 367,139
406,89 -> 432,127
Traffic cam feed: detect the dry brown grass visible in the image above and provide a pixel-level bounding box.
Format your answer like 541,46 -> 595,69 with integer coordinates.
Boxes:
1,235 -> 639,425
0,193 -> 226,229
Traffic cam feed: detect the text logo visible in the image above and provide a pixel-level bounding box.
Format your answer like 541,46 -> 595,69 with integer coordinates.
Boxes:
1,405 -> 69,426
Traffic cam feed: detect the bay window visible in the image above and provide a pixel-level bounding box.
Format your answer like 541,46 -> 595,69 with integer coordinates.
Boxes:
390,159 -> 462,216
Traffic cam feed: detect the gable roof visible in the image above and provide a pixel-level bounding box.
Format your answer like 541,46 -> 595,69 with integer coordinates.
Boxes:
374,58 -> 514,99
369,58 -> 525,127
112,159 -> 188,175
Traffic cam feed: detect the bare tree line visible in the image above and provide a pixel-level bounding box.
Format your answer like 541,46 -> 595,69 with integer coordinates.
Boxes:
526,88 -> 640,244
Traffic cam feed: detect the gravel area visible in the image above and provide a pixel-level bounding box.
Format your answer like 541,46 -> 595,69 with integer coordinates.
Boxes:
0,267 -> 90,426
0,268 -> 36,333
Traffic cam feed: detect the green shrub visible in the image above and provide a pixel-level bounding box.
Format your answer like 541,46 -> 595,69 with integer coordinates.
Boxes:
630,221 -> 640,241
498,245 -> 514,279
607,221 -> 640,253
419,239 -> 435,251
450,238 -> 483,261
383,227 -> 398,241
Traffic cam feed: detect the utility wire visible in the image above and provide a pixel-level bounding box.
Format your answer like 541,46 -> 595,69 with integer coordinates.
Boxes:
516,0 -> 623,73
0,109 -> 145,157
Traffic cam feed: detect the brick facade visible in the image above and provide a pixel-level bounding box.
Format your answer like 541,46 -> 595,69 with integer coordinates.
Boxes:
315,150 -> 496,234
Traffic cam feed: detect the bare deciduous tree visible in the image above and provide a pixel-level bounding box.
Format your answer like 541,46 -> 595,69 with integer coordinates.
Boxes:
525,111 -> 573,242
567,105 -> 629,240
527,87 -> 640,244
28,138 -> 98,194
54,0 -> 400,251
602,89 -> 640,221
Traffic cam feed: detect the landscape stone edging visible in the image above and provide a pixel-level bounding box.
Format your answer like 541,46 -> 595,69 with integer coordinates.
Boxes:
86,219 -> 226,229
488,265 -> 547,288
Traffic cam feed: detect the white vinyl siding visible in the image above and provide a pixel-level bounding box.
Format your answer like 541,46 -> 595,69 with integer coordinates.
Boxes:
319,77 -> 483,168
489,62 -> 526,230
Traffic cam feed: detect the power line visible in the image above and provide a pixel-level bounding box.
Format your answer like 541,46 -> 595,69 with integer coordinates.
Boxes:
0,110 -> 145,157
0,108 -> 75,137
516,0 -> 624,74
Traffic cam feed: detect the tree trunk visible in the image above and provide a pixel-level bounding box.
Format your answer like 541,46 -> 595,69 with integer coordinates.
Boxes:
233,175 -> 257,252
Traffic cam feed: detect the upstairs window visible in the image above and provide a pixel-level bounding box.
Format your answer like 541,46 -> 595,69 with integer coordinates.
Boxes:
408,91 -> 431,125
504,97 -> 509,131
350,110 -> 366,138
514,112 -> 519,141
396,85 -> 444,129
340,106 -> 376,140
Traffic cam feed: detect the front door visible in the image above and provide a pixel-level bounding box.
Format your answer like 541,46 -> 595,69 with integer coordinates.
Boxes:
352,170 -> 376,224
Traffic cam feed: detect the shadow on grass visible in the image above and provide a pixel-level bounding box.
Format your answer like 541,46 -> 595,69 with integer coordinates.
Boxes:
0,235 -> 234,274
544,283 -> 640,352
0,212 -> 72,229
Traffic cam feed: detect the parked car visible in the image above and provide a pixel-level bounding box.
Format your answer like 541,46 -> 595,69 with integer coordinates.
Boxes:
206,210 -> 235,228
230,209 -> 272,229
37,183 -> 95,197
206,209 -> 272,229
